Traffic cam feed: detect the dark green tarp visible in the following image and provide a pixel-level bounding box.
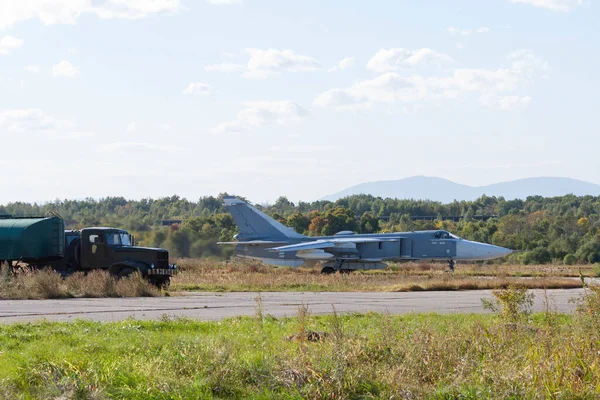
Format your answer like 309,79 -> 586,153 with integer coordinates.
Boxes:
0,217 -> 64,262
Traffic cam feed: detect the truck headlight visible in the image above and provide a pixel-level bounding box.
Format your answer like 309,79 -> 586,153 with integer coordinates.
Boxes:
150,263 -> 155,269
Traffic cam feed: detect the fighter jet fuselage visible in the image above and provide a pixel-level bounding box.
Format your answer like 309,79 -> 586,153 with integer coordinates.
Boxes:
218,197 -> 513,273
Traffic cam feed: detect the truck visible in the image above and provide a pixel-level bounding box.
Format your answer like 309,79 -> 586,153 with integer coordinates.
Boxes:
0,215 -> 176,287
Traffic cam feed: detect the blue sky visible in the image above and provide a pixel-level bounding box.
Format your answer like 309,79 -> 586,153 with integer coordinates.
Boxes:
0,0 -> 597,204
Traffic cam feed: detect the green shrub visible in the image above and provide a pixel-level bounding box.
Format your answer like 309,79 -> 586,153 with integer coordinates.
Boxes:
518,248 -> 551,265
563,254 -> 577,265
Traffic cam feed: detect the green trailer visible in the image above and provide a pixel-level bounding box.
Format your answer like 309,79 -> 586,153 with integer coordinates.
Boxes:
0,216 -> 65,264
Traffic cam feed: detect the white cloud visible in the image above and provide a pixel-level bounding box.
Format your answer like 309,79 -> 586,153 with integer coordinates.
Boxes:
24,65 -> 40,73
479,94 -> 533,110
446,27 -> 472,36
93,0 -> 181,19
478,27 -> 491,33
206,48 -> 321,79
0,109 -> 76,135
314,74 -> 427,110
126,121 -> 137,133
509,0 -> 583,11
182,82 -> 213,95
0,36 -> 24,55
204,62 -> 245,72
507,49 -> 550,81
0,0 -> 181,30
366,48 -> 453,73
315,50 -> 547,111
206,0 -> 241,4
52,60 -> 80,77
338,57 -> 355,70
328,56 -> 355,72
214,100 -> 308,134
244,48 -> 321,79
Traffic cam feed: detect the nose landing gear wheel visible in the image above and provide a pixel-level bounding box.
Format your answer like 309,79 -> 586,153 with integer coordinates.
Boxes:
321,266 -> 336,274
445,260 -> 456,273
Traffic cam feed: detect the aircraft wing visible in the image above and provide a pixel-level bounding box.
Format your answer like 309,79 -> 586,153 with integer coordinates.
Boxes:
217,241 -> 289,245
266,240 -> 336,252
329,237 -> 400,244
267,237 -> 400,252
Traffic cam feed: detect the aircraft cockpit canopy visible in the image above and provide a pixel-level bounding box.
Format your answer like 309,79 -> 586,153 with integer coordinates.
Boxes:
432,230 -> 460,240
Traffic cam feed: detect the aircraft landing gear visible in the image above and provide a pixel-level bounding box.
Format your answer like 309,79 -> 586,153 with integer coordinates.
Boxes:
445,259 -> 456,273
321,259 -> 346,274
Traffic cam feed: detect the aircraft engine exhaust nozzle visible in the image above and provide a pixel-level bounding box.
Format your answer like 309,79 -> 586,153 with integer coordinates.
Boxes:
456,240 -> 513,261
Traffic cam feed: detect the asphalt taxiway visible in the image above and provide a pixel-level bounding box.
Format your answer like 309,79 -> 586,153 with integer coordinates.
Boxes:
0,289 -> 583,323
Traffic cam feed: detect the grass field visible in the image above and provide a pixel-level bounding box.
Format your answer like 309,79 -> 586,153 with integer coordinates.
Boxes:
170,258 -> 589,293
0,286 -> 599,399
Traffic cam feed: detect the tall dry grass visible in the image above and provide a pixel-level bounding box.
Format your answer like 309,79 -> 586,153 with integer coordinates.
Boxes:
0,263 -> 160,299
170,258 -> 584,292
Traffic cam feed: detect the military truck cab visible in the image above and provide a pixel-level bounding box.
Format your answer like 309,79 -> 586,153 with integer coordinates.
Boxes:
66,227 -> 176,287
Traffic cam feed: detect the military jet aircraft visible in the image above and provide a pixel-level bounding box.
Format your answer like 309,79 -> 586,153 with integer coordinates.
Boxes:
218,197 -> 513,273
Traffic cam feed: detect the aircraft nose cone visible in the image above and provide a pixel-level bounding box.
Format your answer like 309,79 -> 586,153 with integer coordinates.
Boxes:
456,241 -> 513,260
489,245 -> 513,258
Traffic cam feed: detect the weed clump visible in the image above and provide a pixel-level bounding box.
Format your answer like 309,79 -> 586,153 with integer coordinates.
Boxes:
575,283 -> 600,333
0,266 -> 160,299
482,285 -> 534,323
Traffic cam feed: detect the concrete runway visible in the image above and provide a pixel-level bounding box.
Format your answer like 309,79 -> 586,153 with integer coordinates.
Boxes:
0,288 -> 584,323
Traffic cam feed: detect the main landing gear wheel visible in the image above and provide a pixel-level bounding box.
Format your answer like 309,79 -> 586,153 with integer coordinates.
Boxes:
321,259 -> 347,274
445,260 -> 456,273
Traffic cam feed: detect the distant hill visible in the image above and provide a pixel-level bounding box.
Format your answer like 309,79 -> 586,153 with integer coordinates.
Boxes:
320,176 -> 600,203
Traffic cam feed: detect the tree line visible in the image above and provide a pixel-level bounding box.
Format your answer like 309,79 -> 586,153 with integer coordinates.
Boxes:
2,193 -> 600,264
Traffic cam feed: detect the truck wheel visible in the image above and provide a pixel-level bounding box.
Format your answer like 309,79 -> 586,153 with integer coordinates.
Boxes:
149,276 -> 170,289
68,238 -> 81,268
117,267 -> 137,278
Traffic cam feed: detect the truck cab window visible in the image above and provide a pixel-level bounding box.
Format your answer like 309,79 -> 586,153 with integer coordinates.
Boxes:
89,234 -> 99,244
119,233 -> 131,246
106,233 -> 120,246
105,232 -> 130,246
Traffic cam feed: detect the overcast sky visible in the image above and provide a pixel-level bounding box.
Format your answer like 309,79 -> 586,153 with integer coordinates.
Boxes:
0,0 -> 597,204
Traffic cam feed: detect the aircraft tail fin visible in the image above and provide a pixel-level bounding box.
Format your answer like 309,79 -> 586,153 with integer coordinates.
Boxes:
223,197 -> 306,242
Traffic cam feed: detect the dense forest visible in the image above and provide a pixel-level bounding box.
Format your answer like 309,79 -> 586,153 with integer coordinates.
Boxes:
2,193 -> 600,265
